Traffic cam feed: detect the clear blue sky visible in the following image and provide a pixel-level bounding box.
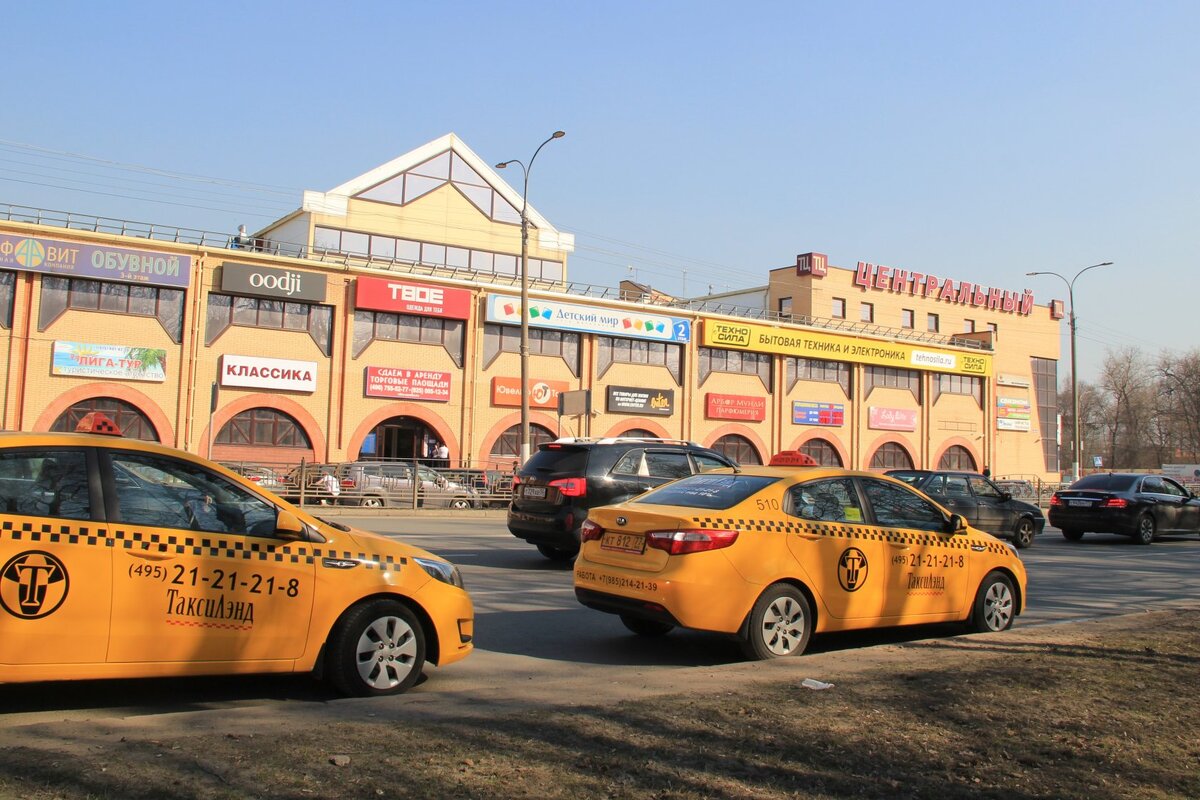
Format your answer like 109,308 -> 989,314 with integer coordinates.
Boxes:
3,1 -> 1197,382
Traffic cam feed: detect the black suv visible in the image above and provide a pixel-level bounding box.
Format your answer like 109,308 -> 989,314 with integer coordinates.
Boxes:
886,469 -> 1045,548
508,438 -> 736,560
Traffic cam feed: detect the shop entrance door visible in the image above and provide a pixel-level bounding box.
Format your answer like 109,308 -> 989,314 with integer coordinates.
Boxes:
366,416 -> 435,461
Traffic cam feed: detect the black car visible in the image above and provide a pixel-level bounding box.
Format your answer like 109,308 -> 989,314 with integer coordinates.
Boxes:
1048,473 -> 1200,544
886,469 -> 1045,548
507,437 -> 736,560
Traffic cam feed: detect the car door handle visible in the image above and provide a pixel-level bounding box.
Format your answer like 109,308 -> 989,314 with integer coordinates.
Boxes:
889,542 -> 911,551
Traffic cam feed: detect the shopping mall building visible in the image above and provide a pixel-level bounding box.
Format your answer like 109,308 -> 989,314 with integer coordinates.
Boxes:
0,133 -> 1065,479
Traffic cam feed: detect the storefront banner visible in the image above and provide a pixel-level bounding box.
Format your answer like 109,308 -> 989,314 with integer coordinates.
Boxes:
491,377 -> 569,409
606,385 -> 675,416
365,367 -> 451,402
706,393 -> 766,421
221,262 -> 327,302
220,354 -> 316,393
486,293 -> 691,343
0,233 -> 191,288
996,396 -> 1032,431
51,341 -> 166,382
869,406 -> 917,431
701,319 -> 991,377
792,401 -> 844,426
356,276 -> 472,319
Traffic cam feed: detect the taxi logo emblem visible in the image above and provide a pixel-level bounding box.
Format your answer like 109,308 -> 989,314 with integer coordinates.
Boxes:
616,516 -> 627,526
1,551 -> 70,619
837,547 -> 868,592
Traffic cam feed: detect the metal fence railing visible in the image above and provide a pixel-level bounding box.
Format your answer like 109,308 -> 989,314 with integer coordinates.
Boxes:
219,458 -> 515,510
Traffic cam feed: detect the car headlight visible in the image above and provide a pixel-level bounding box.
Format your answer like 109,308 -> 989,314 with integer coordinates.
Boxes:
1004,542 -> 1021,559
415,557 -> 464,588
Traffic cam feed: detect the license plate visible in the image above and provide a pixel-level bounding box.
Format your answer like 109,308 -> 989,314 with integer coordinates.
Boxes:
1068,499 -> 1093,507
600,531 -> 646,555
523,486 -> 547,499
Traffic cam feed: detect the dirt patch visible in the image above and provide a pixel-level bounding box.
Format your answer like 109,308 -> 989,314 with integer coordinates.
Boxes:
1,610 -> 1198,799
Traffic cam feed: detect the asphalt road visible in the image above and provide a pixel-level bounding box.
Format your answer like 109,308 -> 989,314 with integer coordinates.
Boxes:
1,516 -> 1198,727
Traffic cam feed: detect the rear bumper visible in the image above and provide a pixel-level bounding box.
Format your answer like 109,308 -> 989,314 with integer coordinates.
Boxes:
507,506 -> 581,548
1048,508 -> 1138,535
575,587 -> 681,627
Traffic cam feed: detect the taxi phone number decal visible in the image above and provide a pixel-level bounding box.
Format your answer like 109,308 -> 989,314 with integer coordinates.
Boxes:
129,563 -> 301,597
891,553 -> 965,569
577,569 -> 658,593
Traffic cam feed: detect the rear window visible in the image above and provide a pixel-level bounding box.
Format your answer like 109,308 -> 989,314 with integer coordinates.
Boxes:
633,474 -> 778,510
524,446 -> 589,476
1070,474 -> 1138,491
886,471 -> 925,486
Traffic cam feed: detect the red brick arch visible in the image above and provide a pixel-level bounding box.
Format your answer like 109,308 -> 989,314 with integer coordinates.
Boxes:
347,403 -> 458,463
785,433 -> 850,468
932,437 -> 981,471
34,383 -> 175,444
201,393 -> 326,460
600,419 -> 673,439
477,411 -> 561,464
703,424 -> 769,465
862,434 -> 918,471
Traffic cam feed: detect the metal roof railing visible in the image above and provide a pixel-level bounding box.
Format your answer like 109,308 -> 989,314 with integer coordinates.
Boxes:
1,202 -> 991,351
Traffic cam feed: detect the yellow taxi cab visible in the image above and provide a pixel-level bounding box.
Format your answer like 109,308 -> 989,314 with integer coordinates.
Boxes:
573,452 -> 1026,658
0,415 -> 473,696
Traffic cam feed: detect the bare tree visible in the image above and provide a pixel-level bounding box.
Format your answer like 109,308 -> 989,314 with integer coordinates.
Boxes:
1158,349 -> 1200,462
1099,347 -> 1157,469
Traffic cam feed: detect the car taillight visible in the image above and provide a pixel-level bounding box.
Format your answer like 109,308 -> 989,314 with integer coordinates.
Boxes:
550,477 -> 587,498
1049,494 -> 1062,506
646,529 -> 739,556
1102,497 -> 1129,508
581,519 -> 604,542
341,478 -> 356,488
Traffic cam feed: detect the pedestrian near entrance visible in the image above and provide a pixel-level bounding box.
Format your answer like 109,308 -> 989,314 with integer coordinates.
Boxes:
983,465 -> 991,478
436,442 -> 450,468
321,470 -> 341,505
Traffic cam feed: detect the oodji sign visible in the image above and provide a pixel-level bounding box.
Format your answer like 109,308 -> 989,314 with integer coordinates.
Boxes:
220,262 -> 327,302
220,354 -> 317,393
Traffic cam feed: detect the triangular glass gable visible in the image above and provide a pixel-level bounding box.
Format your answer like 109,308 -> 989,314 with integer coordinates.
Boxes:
354,148 -> 525,225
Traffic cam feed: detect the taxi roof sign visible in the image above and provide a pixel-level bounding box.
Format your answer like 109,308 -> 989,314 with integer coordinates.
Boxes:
768,450 -> 818,467
75,412 -> 122,436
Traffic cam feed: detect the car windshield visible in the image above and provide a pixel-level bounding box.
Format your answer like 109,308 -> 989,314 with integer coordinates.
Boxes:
1070,474 -> 1138,491
632,474 -> 779,510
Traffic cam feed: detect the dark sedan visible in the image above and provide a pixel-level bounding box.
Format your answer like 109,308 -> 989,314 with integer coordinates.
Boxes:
1048,473 -> 1200,544
886,470 -> 1045,547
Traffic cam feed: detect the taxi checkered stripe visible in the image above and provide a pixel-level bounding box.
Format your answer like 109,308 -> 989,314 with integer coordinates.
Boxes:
0,518 -> 404,569
689,515 -> 1012,556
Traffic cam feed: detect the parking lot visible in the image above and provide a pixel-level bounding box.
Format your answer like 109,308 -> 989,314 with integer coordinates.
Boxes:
1,515 -> 1198,729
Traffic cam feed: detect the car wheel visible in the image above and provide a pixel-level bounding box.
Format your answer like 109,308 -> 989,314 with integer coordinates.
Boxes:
360,496 -> 386,508
1061,528 -> 1084,542
739,583 -> 812,660
1134,514 -> 1156,545
1012,517 -> 1036,548
620,615 -> 674,637
969,572 -> 1016,633
536,543 -> 577,562
326,599 -> 425,697
448,497 -> 472,510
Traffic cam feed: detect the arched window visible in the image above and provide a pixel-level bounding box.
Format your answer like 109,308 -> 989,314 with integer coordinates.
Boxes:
712,434 -> 761,466
52,397 -> 158,441
620,428 -> 657,439
938,445 -> 976,471
799,438 -> 844,467
490,424 -> 556,459
216,408 -> 311,447
869,442 -> 914,470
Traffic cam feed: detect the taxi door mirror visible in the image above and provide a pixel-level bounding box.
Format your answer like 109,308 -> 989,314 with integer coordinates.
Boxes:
949,513 -> 969,534
275,509 -> 306,541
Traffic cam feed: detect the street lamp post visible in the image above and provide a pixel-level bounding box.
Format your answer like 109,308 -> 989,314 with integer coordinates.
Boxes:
1026,261 -> 1113,482
496,130 -> 565,464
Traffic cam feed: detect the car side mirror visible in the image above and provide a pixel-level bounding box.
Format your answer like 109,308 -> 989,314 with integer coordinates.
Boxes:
948,513 -> 969,534
999,491 -> 1012,502
275,509 -> 306,541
